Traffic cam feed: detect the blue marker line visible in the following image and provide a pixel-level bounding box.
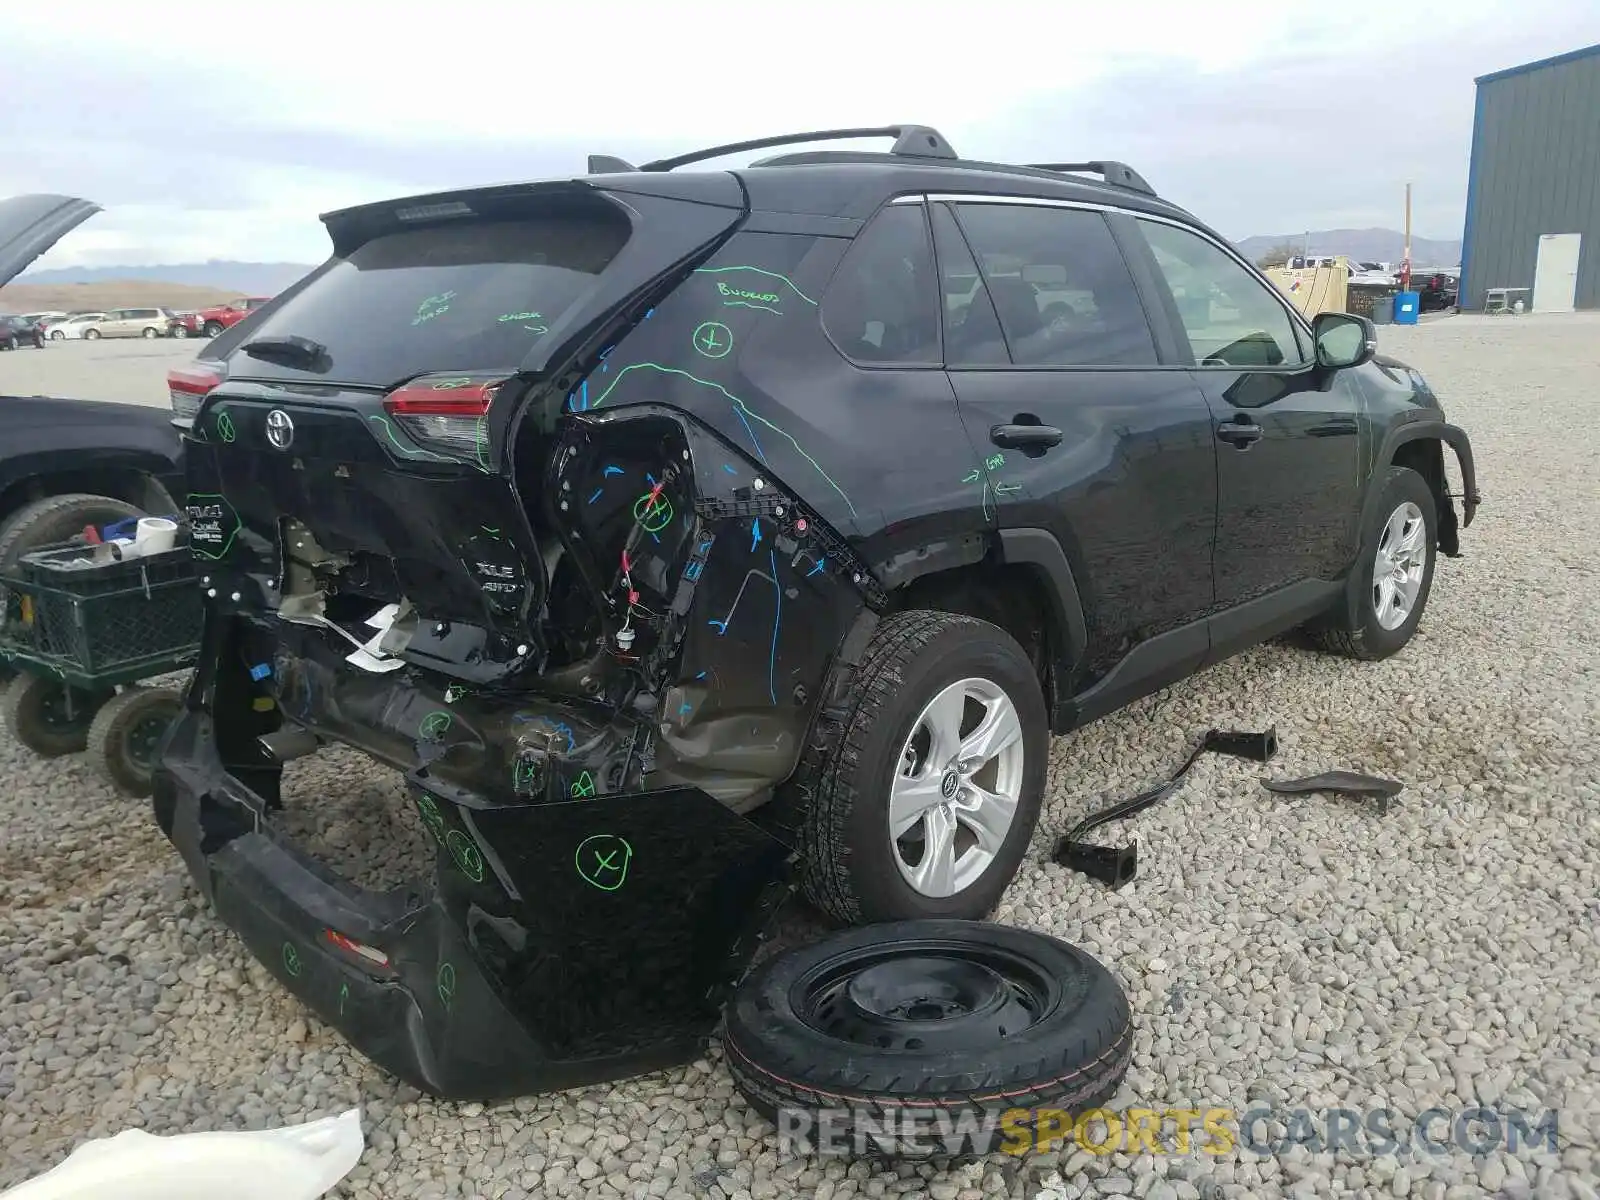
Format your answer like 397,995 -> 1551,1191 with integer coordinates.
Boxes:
603,464 -> 624,477
732,405 -> 767,463
722,463 -> 738,475
695,670 -> 708,680
644,307 -> 655,320
807,556 -> 826,577
750,519 -> 762,551
766,549 -> 781,705
588,488 -> 603,504
580,380 -> 589,410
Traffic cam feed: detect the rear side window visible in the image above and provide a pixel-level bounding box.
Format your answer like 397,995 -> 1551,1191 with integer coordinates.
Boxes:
952,204 -> 1157,367
232,210 -> 631,386
821,205 -> 940,366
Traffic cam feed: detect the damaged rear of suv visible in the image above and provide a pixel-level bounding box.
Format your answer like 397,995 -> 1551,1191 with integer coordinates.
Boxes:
155,138 -> 936,1098
154,125 -> 1476,1100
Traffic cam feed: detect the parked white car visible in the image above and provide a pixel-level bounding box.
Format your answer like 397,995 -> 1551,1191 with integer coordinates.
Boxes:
19,309 -> 68,326
42,312 -> 107,340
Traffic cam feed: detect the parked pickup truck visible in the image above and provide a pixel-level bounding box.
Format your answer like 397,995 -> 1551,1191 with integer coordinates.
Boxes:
168,296 -> 273,339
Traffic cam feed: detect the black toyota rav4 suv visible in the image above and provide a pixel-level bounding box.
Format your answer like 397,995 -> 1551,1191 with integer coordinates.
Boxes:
155,126 -> 1477,1097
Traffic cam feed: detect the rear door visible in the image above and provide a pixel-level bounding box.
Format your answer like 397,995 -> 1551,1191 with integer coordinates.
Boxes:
932,196 -> 1219,683
1124,216 -> 1362,631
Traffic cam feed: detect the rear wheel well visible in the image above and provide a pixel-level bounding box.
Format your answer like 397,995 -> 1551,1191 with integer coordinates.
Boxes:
0,469 -> 176,532
1389,438 -> 1458,556
884,562 -> 1058,693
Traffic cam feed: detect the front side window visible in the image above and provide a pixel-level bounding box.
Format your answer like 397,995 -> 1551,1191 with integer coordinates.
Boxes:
821,204 -> 940,366
1137,219 -> 1308,368
952,203 -> 1157,367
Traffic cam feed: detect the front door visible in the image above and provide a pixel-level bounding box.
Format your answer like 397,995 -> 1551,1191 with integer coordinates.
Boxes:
931,198 -> 1219,683
1125,216 -> 1362,631
1533,233 -> 1581,313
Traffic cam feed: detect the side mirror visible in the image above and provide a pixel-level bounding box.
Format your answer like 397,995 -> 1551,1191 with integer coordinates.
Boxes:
1312,311 -> 1376,370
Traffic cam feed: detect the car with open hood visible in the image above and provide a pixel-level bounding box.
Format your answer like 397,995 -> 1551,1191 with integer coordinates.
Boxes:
151,126 -> 1478,1101
0,194 -> 186,687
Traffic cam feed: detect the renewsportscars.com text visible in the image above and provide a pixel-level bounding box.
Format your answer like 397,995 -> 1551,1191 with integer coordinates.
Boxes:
775,1105 -> 1561,1160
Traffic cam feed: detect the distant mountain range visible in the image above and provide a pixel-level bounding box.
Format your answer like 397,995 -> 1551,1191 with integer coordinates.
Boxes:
16,260 -> 317,295
1233,228 -> 1462,268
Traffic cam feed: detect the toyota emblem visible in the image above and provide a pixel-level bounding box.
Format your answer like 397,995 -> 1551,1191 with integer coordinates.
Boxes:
265,409 -> 295,450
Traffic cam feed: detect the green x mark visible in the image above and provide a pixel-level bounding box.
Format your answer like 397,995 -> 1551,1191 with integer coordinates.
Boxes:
575,834 -> 632,891
282,942 -> 302,977
216,410 -> 236,442
437,962 -> 457,1010
445,829 -> 486,883
570,771 -> 597,798
419,711 -> 453,741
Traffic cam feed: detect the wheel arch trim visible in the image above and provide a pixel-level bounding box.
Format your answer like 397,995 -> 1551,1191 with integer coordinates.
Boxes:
1376,420 -> 1479,528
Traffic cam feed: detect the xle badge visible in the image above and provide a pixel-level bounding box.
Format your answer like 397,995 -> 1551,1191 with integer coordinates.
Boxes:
575,834 -> 633,891
266,409 -> 295,450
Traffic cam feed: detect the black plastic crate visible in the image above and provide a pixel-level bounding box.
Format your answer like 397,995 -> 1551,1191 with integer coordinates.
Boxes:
0,538 -> 202,680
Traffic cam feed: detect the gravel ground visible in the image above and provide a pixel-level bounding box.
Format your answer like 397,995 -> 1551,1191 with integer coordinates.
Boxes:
3,312 -> 1598,1199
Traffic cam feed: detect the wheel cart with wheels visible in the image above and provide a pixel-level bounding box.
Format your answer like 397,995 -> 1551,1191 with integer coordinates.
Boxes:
0,527 -> 200,797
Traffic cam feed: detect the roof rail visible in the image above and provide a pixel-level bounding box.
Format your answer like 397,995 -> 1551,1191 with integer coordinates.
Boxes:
1026,161 -> 1155,196
637,125 -> 957,172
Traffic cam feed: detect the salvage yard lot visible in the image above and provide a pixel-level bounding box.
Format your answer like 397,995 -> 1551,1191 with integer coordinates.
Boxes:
2,314 -> 1598,1199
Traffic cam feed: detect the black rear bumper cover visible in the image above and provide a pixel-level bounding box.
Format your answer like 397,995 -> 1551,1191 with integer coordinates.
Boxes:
153,702 -> 793,1100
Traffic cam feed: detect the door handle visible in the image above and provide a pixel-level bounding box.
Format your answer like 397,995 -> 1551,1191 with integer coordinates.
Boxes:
1216,419 -> 1263,448
990,423 -> 1063,450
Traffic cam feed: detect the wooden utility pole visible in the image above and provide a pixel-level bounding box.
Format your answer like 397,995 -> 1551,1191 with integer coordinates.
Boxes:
1402,183 -> 1413,291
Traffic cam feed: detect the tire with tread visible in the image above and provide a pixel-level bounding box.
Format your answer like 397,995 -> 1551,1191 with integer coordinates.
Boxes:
2,673 -> 113,757
1310,466 -> 1437,661
723,920 -> 1133,1157
795,610 -> 1048,927
87,685 -> 184,797
83,328 -> 100,340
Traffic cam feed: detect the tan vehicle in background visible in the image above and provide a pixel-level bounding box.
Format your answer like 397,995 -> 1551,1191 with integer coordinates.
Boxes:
79,306 -> 176,339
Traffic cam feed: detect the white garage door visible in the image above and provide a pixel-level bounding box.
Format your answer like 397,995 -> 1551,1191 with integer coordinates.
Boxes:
1532,232 -> 1581,313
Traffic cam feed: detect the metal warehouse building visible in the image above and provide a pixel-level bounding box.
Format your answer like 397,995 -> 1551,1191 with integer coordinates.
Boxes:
1460,42 -> 1600,312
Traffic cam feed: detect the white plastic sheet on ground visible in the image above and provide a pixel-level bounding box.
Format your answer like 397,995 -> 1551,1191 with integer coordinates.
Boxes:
0,1107 -> 364,1200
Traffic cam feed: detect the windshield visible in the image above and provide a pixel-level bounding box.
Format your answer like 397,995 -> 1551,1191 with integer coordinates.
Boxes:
228,210 -> 632,387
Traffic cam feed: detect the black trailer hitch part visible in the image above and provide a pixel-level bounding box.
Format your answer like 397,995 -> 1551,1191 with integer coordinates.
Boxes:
1053,727 -> 1278,889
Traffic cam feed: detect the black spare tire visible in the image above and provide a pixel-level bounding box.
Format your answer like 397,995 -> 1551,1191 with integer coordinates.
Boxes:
723,920 -> 1132,1158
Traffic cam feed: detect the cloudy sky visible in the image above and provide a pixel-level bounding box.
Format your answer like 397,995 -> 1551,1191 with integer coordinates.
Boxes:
3,1 -> 1595,267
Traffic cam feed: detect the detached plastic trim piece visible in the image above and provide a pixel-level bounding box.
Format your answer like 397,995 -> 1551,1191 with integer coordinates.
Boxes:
1052,727 -> 1278,889
1262,770 -> 1403,813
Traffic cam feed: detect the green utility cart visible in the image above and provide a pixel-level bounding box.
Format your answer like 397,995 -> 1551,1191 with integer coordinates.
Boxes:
0,518 -> 200,797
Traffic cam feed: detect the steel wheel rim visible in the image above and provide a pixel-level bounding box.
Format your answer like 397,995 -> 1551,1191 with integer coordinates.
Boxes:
792,939 -> 1055,1051
1372,500 -> 1426,630
125,711 -> 172,767
889,676 -> 1025,899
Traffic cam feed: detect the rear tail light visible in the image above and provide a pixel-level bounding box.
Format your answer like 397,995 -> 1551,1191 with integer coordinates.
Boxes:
167,362 -> 224,423
382,374 -> 506,463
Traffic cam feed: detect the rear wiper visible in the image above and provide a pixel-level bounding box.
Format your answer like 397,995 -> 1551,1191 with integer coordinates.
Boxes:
240,334 -> 330,371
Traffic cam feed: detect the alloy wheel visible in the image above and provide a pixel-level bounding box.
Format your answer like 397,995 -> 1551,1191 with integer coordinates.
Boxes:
1372,500 -> 1427,630
890,677 -> 1025,899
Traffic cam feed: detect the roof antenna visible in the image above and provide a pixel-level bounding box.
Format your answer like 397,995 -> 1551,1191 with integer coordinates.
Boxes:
587,155 -> 636,174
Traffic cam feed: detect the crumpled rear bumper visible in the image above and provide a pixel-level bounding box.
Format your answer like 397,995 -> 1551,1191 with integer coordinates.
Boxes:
152,688 -> 793,1100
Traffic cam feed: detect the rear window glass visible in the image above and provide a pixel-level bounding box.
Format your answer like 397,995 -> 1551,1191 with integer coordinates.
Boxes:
231,211 -> 630,386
